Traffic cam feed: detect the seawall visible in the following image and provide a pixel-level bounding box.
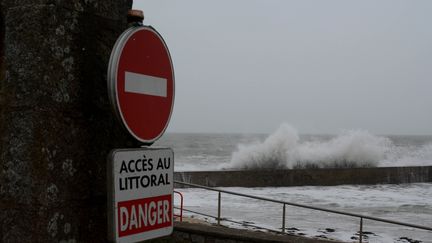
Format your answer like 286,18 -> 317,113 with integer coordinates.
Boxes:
174,166 -> 432,187
164,221 -> 339,243
146,222 -> 341,243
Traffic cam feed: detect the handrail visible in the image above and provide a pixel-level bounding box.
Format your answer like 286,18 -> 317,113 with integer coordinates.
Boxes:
173,190 -> 184,222
174,180 -> 432,242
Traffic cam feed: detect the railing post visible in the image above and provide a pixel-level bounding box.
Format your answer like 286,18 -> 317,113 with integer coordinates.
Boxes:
359,217 -> 363,243
282,203 -> 286,233
217,192 -> 221,225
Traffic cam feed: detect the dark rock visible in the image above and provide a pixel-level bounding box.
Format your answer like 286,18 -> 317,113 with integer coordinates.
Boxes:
399,236 -> 422,243
315,235 -> 328,239
325,228 -> 335,232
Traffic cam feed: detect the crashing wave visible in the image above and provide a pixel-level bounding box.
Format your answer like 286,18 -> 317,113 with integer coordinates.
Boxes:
228,123 -> 392,170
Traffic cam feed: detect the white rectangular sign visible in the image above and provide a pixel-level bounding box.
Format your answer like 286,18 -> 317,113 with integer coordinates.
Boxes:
107,148 -> 174,243
125,71 -> 167,97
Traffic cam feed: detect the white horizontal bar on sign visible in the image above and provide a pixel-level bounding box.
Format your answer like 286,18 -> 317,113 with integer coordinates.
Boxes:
124,71 -> 167,97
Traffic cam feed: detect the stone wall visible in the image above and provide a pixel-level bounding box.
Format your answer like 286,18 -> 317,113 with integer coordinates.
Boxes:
147,222 -> 338,243
0,1 -> 135,242
0,4 -> 4,83
170,223 -> 335,243
174,166 -> 432,188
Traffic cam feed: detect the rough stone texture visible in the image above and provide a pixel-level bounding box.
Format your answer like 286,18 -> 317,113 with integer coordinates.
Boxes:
174,166 -> 432,188
0,1 -> 134,242
0,4 -> 4,83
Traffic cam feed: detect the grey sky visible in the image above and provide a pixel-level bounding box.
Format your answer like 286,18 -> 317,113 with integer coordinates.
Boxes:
133,0 -> 432,135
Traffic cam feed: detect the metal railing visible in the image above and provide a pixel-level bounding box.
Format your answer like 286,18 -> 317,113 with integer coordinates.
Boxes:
174,180 -> 432,243
173,190 -> 184,222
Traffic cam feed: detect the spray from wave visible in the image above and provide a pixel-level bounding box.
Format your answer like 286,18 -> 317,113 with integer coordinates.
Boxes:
228,124 -> 393,170
381,143 -> 432,167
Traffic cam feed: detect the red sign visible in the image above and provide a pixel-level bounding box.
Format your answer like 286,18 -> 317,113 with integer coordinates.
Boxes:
118,194 -> 172,237
108,26 -> 175,144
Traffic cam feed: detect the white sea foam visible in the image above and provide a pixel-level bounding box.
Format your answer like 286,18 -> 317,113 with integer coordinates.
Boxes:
159,126 -> 432,171
381,143 -> 432,167
229,124 -> 299,169
228,123 -> 394,169
175,183 -> 432,243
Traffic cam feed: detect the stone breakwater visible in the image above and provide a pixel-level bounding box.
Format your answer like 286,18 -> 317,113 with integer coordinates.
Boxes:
174,166 -> 432,187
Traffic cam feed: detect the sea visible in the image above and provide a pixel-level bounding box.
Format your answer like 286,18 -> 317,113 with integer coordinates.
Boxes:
154,124 -> 432,171
154,125 -> 432,243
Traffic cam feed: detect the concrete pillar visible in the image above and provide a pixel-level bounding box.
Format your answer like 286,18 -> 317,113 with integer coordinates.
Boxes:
0,1 -> 137,242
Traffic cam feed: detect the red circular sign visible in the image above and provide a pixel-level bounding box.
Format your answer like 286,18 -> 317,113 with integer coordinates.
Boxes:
108,26 -> 175,144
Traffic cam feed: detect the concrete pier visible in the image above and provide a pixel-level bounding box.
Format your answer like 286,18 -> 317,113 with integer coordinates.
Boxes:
174,166 -> 432,187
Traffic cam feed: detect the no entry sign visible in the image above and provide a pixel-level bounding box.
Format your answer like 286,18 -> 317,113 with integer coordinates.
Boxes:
107,148 -> 174,242
108,26 -> 175,144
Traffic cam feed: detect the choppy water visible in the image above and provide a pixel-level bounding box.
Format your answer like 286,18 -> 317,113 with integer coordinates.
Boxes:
175,183 -> 432,243
155,127 -> 432,242
155,125 -> 432,171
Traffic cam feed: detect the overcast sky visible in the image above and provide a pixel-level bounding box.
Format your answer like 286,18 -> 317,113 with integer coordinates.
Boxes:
133,0 -> 432,135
